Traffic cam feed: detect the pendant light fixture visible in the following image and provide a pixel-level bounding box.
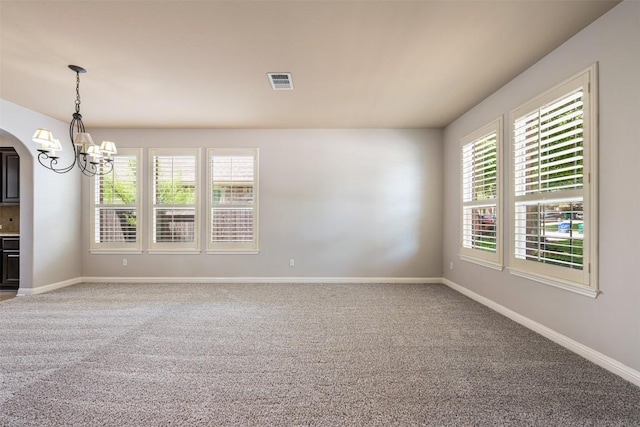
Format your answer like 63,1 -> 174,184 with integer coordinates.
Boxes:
32,65 -> 117,176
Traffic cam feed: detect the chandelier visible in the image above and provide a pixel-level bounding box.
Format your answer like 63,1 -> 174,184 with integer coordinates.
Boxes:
32,65 -> 117,176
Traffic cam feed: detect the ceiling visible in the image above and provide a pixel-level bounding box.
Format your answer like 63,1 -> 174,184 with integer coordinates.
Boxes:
0,0 -> 619,129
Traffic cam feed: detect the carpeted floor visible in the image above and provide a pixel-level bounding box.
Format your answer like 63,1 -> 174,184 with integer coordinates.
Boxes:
0,282 -> 638,426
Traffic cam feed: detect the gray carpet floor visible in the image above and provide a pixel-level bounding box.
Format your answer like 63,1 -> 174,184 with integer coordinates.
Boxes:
0,282 -> 638,426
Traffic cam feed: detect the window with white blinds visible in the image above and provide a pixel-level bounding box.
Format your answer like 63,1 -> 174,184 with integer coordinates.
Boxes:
208,148 -> 258,252
90,148 -> 141,252
460,118 -> 502,269
150,149 -> 200,252
510,65 -> 598,296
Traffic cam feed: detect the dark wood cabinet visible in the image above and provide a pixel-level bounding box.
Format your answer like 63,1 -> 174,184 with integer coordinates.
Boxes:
0,149 -> 20,204
0,148 -> 20,290
0,236 -> 19,290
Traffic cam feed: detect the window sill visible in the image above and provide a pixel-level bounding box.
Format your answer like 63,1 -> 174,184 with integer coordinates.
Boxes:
508,267 -> 599,298
147,250 -> 201,255
206,250 -> 260,255
90,249 -> 143,255
459,254 -> 504,271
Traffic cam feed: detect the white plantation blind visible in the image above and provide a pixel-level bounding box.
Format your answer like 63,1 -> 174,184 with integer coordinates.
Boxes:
514,90 -> 584,197
514,89 -> 584,271
460,119 -> 502,267
462,133 -> 497,203
151,151 -> 198,247
514,201 -> 584,270
208,149 -> 258,251
91,150 -> 140,250
462,132 -> 498,253
510,66 -> 596,293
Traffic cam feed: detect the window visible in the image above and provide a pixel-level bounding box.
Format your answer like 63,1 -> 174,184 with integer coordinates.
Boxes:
460,118 -> 502,269
90,148 -> 142,253
207,149 -> 258,252
149,148 -> 200,253
510,65 -> 598,296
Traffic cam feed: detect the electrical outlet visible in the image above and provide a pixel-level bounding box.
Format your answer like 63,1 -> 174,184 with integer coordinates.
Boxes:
449,261 -> 453,270
289,258 -> 295,267
123,258 -> 128,267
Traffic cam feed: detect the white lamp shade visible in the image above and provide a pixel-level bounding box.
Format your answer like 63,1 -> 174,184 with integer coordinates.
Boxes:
100,140 -> 117,155
74,132 -> 95,147
32,128 -> 55,148
47,138 -> 63,158
86,144 -> 103,158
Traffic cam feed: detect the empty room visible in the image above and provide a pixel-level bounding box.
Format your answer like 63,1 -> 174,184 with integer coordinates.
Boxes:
1,0 -> 639,425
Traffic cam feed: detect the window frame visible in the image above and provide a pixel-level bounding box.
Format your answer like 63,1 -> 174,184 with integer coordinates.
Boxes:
459,117 -> 503,270
508,64 -> 598,297
148,148 -> 201,254
207,148 -> 259,254
89,148 -> 143,254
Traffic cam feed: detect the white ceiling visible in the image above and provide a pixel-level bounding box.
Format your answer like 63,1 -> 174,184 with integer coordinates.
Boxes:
0,0 -> 619,129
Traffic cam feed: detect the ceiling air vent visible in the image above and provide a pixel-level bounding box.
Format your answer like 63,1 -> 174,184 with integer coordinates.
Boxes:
267,72 -> 293,90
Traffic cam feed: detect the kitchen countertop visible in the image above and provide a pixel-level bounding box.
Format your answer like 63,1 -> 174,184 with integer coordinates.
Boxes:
0,233 -> 19,237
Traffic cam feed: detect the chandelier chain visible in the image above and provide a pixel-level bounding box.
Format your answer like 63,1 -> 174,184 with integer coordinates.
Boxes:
75,72 -> 81,114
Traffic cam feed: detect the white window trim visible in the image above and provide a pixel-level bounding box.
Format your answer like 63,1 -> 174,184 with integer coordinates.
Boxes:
206,148 -> 259,254
508,64 -> 598,297
459,117 -> 503,270
89,148 -> 143,254
148,148 -> 201,253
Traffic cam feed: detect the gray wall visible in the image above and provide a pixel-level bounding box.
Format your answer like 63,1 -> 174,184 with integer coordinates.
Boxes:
82,128 -> 443,279
442,1 -> 640,372
0,100 -> 83,290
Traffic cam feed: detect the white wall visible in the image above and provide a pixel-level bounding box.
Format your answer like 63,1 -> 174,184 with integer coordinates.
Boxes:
443,1 -> 640,372
0,100 -> 83,290
82,128 -> 443,279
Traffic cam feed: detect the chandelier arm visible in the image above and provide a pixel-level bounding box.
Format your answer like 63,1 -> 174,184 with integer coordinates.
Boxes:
66,119 -> 81,167
76,153 -> 111,177
36,151 -> 77,174
95,160 -> 114,176
77,153 -> 94,176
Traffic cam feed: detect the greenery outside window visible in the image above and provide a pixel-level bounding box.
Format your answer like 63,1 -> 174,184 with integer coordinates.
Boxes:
460,118 -> 503,269
509,65 -> 598,297
90,148 -> 142,253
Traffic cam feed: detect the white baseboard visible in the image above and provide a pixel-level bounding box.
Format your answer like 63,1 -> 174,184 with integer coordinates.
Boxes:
17,277 -> 84,296
18,276 -> 440,294
442,277 -> 640,388
80,276 -> 441,284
